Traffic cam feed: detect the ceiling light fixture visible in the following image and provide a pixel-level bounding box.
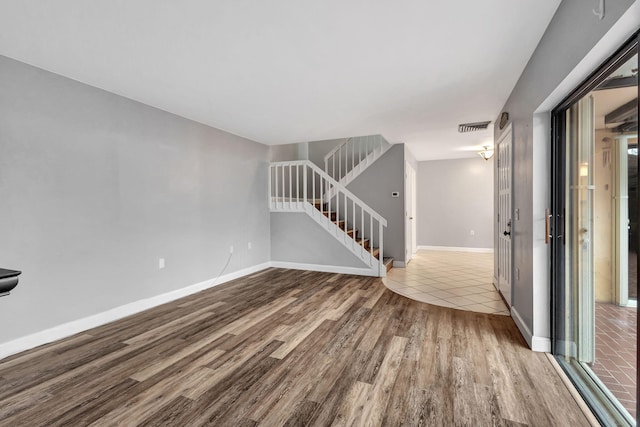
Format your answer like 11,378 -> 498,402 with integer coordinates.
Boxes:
478,146 -> 494,161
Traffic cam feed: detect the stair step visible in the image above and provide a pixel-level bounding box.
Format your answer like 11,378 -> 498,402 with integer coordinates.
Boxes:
356,238 -> 370,250
346,229 -> 359,239
312,200 -> 328,209
332,220 -> 346,230
383,257 -> 394,272
371,247 -> 380,259
321,210 -> 337,221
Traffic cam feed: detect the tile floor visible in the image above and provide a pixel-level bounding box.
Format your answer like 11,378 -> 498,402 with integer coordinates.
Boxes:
383,250 -> 510,316
592,302 -> 637,419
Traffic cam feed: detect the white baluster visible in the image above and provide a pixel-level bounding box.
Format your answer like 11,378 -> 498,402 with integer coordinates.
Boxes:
303,164 -> 308,212
352,199 -> 356,250
379,222 -> 384,276
281,166 -> 285,209
361,209 -> 364,258
335,188 -> 339,236
351,139 -> 355,170
343,192 -> 347,243
339,147 -> 342,181
369,216 -> 373,263
332,156 -> 336,181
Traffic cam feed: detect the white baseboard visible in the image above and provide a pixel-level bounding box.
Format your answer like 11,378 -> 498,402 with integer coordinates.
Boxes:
532,336 -> 551,353
0,262 -> 271,361
511,307 -> 551,353
417,245 -> 494,254
393,261 -> 407,268
270,261 -> 379,277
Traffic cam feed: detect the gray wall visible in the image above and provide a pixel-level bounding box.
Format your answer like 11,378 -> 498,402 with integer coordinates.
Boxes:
495,0 -> 635,339
347,144 -> 406,262
269,143 -> 298,162
418,158 -> 493,249
0,55 -> 271,344
270,213 -> 369,269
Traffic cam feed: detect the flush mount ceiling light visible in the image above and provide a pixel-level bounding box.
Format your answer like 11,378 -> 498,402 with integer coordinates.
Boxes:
478,146 -> 494,161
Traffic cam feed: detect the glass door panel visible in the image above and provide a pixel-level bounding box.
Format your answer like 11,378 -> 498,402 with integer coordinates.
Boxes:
552,37 -> 638,425
565,95 -> 596,363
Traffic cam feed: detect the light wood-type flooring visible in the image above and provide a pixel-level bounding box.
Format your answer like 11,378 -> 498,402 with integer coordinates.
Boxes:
0,268 -> 588,426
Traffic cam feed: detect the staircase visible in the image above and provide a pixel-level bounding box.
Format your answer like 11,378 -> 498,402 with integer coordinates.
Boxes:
269,160 -> 388,277
323,135 -> 391,200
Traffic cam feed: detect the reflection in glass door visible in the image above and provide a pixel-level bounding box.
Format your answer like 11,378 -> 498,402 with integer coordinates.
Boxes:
552,34 -> 638,425
565,95 -> 596,364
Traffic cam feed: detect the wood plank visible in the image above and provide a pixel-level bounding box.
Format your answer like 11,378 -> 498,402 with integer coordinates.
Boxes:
359,335 -> 408,425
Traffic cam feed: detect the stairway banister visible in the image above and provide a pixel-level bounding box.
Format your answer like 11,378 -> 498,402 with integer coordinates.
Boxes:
269,160 -> 388,227
323,137 -> 352,167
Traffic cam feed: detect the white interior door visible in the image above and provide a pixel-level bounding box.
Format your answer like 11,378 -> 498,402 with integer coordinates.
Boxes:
411,165 -> 417,256
497,125 -> 513,306
405,161 -> 416,264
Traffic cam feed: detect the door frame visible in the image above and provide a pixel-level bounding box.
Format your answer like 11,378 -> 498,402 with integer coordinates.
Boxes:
550,30 -> 639,425
496,123 -> 513,306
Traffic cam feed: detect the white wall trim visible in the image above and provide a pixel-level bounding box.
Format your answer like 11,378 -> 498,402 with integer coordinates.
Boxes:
270,261 -> 378,277
393,261 -> 407,268
511,307 -> 550,352
417,245 -> 494,253
0,262 -> 271,361
532,336 -> 552,353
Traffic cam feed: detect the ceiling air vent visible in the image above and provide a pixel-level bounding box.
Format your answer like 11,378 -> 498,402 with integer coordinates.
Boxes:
458,121 -> 491,133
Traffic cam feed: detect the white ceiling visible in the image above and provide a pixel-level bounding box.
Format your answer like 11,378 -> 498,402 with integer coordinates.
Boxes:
0,0 -> 561,161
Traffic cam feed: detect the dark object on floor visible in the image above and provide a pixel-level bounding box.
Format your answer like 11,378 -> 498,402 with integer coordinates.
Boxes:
0,268 -> 21,296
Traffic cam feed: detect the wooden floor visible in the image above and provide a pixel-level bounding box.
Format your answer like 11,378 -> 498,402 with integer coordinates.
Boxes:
0,268 -> 588,426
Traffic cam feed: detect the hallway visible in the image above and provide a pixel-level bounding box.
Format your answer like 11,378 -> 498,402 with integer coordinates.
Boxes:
383,250 -> 509,315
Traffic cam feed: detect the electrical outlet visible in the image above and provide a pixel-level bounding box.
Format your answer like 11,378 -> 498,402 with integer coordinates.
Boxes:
470,230 -> 475,236
159,258 -> 165,269
229,246 -> 234,254
248,242 -> 252,250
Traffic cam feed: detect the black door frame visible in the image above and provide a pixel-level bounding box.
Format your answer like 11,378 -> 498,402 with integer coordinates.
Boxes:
550,30 -> 639,424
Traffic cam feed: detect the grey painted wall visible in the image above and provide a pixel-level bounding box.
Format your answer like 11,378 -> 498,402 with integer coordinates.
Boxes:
495,0 -> 635,339
418,158 -> 493,248
0,55 -> 271,344
269,143 -> 298,162
270,213 -> 370,269
347,144 -> 406,262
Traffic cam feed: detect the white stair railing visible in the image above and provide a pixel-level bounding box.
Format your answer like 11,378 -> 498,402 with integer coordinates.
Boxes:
324,135 -> 389,184
269,160 -> 387,277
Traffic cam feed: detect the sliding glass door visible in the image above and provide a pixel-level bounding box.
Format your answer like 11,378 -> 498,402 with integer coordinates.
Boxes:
552,33 -> 639,425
